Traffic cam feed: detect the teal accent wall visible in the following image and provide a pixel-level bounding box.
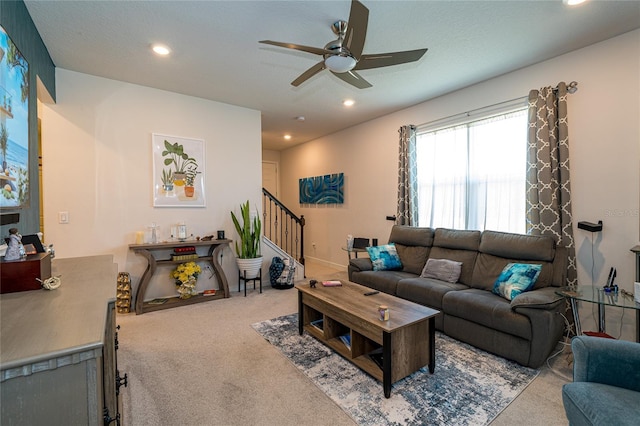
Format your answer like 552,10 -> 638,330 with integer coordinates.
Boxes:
0,0 -> 55,237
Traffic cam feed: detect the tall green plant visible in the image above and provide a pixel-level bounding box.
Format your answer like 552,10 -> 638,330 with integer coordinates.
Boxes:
231,200 -> 261,259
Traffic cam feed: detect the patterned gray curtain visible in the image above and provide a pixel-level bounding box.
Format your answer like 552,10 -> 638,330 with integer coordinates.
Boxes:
526,82 -> 576,286
397,125 -> 418,226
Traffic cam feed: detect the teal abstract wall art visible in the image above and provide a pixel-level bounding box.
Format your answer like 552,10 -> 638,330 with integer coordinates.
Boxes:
299,173 -> 344,204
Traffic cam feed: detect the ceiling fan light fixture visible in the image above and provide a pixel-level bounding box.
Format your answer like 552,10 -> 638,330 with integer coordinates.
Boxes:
324,54 -> 357,73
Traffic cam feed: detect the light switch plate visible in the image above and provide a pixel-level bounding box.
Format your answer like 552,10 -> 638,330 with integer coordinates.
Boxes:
59,211 -> 69,224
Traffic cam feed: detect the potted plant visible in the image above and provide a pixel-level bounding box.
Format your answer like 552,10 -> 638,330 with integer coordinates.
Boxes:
161,168 -> 174,192
231,200 -> 262,278
183,164 -> 199,197
161,140 -> 197,186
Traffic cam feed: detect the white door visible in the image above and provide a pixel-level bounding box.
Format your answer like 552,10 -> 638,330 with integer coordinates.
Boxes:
262,161 -> 278,198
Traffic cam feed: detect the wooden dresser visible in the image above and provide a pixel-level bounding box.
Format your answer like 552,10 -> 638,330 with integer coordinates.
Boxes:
0,255 -> 125,425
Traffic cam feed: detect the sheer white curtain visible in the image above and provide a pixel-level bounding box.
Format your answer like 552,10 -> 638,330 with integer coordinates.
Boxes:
416,109 -> 527,233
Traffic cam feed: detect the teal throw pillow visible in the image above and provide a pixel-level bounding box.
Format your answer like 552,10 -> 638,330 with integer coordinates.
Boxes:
492,263 -> 542,301
366,243 -> 403,271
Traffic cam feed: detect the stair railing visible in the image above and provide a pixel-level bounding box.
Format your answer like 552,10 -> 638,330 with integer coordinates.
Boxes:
262,188 -> 305,266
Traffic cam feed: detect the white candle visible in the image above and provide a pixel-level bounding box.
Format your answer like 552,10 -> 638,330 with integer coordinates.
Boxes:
178,223 -> 187,240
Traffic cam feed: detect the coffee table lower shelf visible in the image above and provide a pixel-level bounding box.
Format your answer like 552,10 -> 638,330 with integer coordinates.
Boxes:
303,323 -> 386,382
297,284 -> 437,398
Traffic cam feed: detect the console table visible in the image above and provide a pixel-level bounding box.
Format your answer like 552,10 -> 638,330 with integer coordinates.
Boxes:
130,239 -> 231,315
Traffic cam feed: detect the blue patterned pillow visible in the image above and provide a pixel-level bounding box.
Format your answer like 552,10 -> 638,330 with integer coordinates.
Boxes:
492,263 -> 542,301
366,243 -> 403,271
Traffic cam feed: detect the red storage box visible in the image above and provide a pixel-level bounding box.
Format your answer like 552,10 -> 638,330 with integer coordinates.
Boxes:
1,253 -> 51,294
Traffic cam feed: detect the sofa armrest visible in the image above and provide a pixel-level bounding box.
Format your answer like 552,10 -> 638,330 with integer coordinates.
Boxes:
349,257 -> 373,272
572,335 -> 640,393
510,286 -> 565,310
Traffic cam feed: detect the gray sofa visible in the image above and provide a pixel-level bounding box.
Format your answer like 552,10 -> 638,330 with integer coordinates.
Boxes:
348,225 -> 568,368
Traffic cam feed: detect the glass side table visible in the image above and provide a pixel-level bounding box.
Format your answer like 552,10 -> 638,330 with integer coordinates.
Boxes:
342,247 -> 368,260
556,285 -> 640,342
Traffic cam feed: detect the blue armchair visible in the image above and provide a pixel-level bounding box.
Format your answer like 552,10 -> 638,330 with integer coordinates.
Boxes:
562,336 -> 640,426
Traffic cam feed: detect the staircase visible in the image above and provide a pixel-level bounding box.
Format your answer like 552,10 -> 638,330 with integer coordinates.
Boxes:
262,188 -> 305,270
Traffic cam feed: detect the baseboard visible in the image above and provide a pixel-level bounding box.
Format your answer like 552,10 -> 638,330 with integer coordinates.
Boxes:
304,255 -> 347,271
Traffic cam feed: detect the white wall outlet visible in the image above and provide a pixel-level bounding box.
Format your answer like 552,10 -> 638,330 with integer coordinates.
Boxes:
59,211 -> 69,224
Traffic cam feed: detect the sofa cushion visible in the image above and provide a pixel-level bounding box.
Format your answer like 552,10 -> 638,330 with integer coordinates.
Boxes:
442,289 -> 532,339
420,258 -> 463,283
395,244 -> 429,275
366,243 -> 402,271
510,287 -> 565,310
350,270 -> 415,295
389,225 -> 434,247
428,247 -> 477,286
433,228 -> 481,251
480,230 -> 556,262
492,263 -> 542,301
472,252 -> 554,291
396,277 -> 468,311
563,383 -> 640,426
348,257 -> 373,273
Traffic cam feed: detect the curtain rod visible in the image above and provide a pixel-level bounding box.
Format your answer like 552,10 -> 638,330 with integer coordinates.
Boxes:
416,96 -> 527,129
416,81 -> 578,130
557,81 -> 579,94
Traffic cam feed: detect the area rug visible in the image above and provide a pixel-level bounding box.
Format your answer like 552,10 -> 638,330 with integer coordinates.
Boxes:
252,313 -> 539,426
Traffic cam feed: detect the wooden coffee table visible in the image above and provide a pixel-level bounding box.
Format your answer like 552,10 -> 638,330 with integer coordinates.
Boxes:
296,280 -> 439,398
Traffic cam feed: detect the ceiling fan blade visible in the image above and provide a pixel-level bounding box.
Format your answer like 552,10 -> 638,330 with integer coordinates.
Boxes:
354,48 -> 428,70
331,70 -> 372,89
292,61 -> 326,87
344,0 -> 369,59
259,40 -> 332,56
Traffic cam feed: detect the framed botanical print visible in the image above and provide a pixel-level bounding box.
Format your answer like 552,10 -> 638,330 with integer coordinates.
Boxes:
152,133 -> 205,208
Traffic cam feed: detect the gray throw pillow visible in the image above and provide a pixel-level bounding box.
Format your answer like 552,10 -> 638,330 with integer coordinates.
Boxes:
420,258 -> 463,283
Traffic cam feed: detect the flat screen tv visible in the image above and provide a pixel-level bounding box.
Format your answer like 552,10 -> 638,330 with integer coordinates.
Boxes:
0,25 -> 30,209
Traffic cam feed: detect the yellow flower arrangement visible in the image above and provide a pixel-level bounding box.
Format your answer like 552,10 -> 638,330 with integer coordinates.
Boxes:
170,261 -> 201,299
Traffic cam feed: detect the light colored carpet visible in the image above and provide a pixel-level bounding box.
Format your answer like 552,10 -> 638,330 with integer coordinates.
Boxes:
117,260 -> 571,425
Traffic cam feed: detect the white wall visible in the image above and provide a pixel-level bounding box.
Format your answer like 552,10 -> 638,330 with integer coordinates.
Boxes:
281,30 -> 640,339
42,69 -> 263,300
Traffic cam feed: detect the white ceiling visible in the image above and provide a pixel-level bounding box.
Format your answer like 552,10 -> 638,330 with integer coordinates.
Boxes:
24,0 -> 640,151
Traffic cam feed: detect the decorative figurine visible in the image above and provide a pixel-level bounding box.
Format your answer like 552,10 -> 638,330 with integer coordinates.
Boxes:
5,228 -> 25,261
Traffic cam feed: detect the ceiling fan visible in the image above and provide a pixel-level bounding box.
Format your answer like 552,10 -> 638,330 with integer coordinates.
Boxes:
259,0 -> 428,89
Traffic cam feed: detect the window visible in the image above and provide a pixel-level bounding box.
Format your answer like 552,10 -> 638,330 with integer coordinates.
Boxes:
415,107 -> 527,234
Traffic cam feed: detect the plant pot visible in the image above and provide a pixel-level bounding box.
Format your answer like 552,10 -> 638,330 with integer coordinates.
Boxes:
236,256 -> 263,279
163,183 -> 174,192
173,172 -> 186,187
184,185 -> 195,197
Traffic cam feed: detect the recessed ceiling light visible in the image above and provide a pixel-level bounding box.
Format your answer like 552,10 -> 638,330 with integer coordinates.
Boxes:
152,44 -> 171,56
284,134 -> 292,140
343,99 -> 355,107
563,0 -> 587,5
